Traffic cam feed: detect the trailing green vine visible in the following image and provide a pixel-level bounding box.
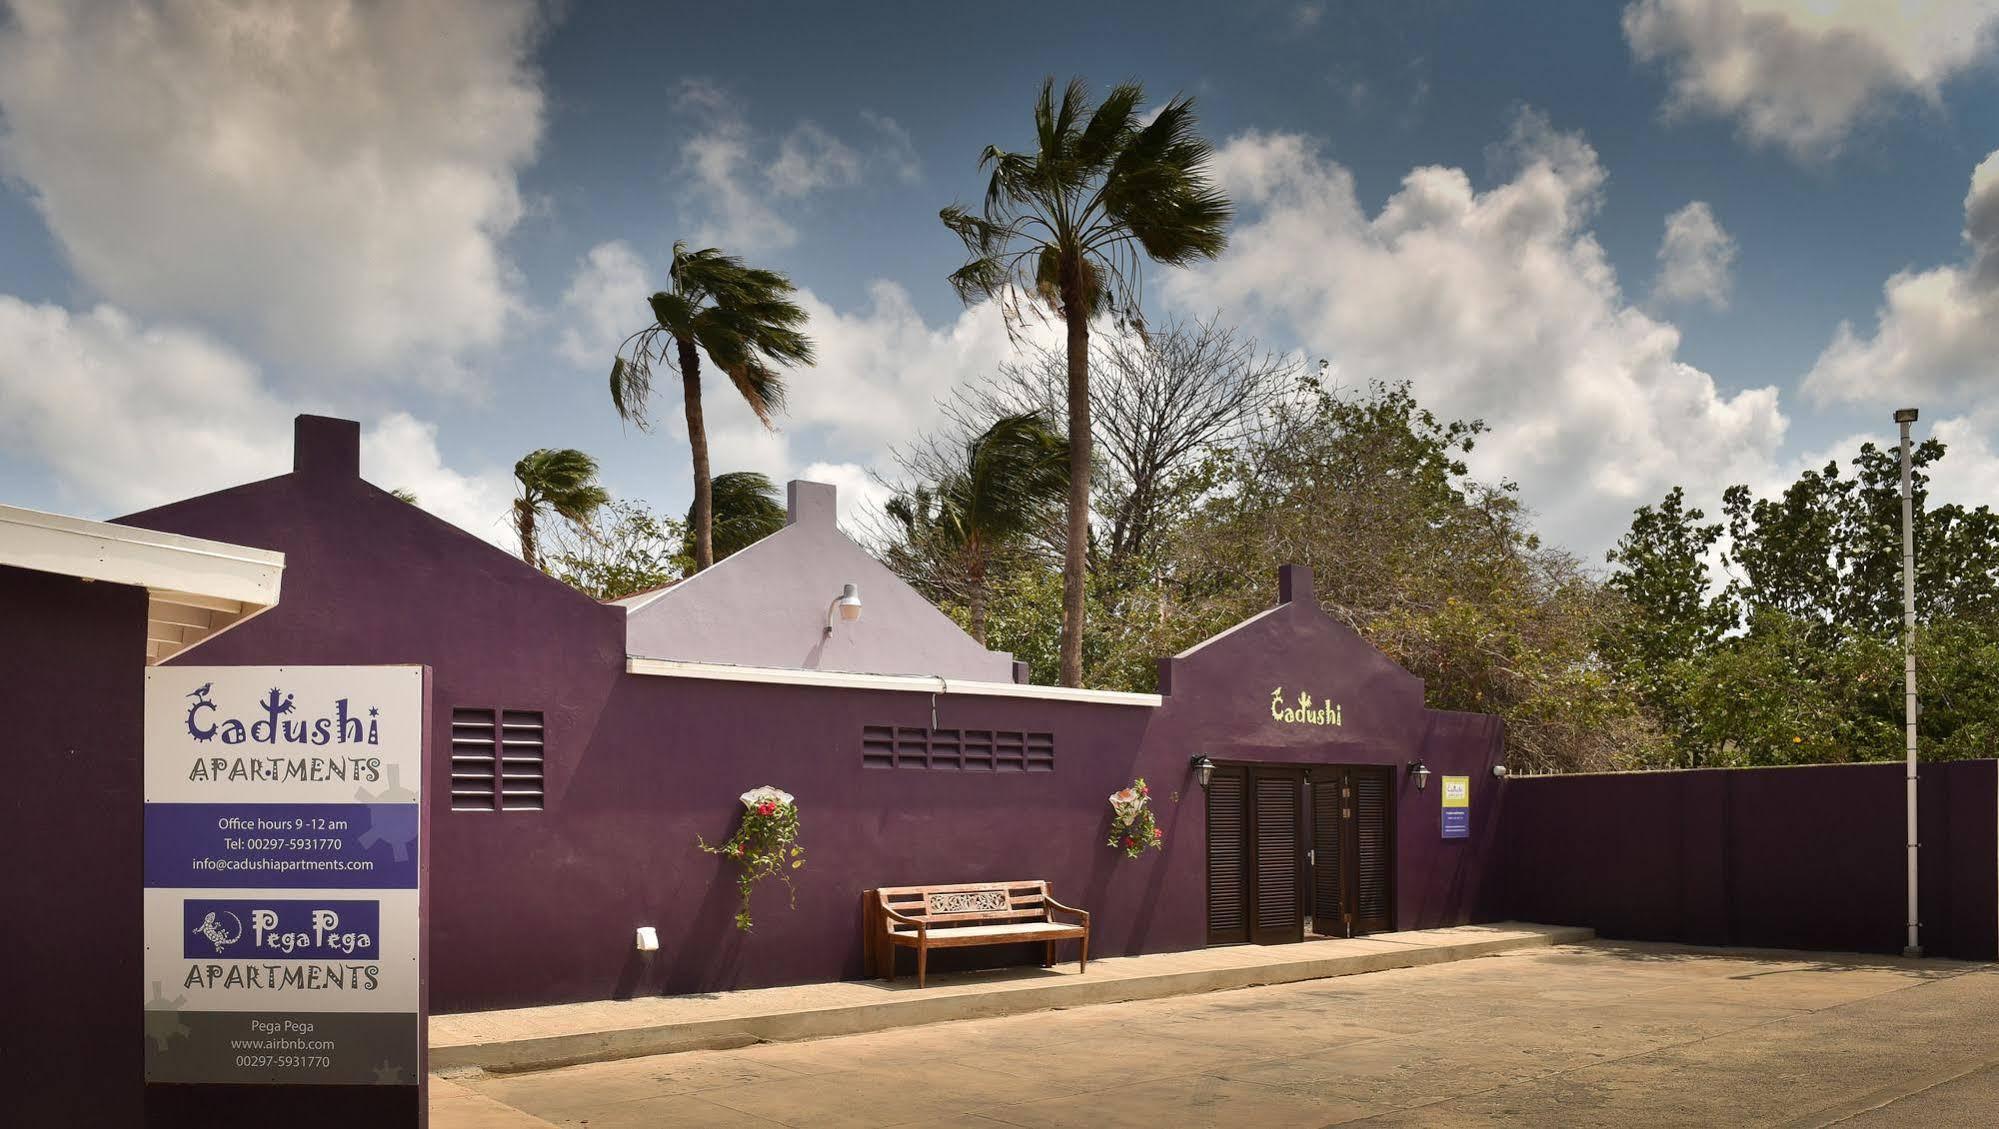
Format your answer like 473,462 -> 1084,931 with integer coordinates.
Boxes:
698,786 -> 805,930
1107,778 -> 1163,858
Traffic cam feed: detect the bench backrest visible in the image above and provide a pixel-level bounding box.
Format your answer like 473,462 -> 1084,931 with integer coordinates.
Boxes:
876,880 -> 1052,928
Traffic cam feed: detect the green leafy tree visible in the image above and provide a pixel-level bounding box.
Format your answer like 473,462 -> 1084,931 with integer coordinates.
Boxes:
611,242 -> 814,572
1616,432 -> 1999,766
546,499 -> 687,601
941,76 -> 1232,686
512,448 -> 610,572
1602,487 -> 1738,750
886,411 -> 1069,645
689,471 -> 787,563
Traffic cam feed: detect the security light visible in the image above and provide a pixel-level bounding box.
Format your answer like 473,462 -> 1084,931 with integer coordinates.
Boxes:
1407,761 -> 1431,791
825,583 -> 862,635
1190,754 -> 1216,788
1894,407 -> 1919,424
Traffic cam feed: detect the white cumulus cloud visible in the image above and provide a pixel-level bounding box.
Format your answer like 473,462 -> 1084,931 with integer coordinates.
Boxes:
1165,110 -> 1788,556
1804,149 -> 1999,406
1654,201 -> 1738,308
0,296 -> 513,543
557,241 -> 653,368
1624,0 -> 1999,159
0,0 -> 547,377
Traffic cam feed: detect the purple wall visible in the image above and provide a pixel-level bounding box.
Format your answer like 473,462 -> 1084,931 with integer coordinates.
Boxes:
1494,762 -> 1999,960
5,564 -> 149,1127
112,420 -> 1509,1012
6,557 -> 428,1126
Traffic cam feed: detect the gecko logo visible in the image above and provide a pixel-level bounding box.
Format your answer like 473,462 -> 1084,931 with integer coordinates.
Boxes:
191,909 -> 244,953
184,683 -> 381,747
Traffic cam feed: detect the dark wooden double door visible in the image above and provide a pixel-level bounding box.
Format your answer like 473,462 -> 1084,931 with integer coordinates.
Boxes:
1206,764 -> 1393,945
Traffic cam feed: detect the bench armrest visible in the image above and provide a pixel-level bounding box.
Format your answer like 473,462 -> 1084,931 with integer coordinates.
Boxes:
880,904 -> 928,938
1043,897 -> 1090,925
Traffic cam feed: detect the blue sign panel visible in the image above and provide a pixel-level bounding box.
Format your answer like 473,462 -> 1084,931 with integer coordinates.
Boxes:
145,803 -> 419,889
1441,775 -> 1470,840
182,898 -> 381,961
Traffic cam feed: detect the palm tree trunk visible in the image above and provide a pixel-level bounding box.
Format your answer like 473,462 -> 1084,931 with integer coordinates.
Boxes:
968,551 -> 989,648
514,500 -> 539,571
679,336 -> 714,571
1058,271 -> 1091,688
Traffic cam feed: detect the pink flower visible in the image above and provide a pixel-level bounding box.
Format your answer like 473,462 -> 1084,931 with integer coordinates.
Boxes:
1151,828 -> 1163,841
756,800 -> 777,817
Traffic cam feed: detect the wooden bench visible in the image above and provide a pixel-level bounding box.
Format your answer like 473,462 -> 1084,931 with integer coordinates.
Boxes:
866,881 -> 1089,988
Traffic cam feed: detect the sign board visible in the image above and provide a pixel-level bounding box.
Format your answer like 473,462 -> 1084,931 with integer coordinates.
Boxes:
1440,774 -> 1470,840
144,666 -> 424,1086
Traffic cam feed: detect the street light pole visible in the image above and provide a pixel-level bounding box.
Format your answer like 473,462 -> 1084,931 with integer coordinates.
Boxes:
1895,406 -> 1921,958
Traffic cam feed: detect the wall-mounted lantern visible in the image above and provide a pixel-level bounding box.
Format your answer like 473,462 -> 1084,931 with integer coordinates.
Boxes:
1407,761 -> 1432,791
825,583 -> 862,636
1190,755 -> 1216,789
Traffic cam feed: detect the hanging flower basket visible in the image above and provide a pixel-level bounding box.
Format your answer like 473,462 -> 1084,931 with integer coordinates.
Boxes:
697,786 -> 805,931
1106,778 -> 1163,859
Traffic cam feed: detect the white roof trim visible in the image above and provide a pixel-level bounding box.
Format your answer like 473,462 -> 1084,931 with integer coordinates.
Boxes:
0,503 -> 284,664
1171,603 -> 1285,660
625,655 -> 1162,707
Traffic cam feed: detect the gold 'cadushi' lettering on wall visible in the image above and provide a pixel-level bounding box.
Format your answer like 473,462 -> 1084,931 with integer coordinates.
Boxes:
1270,687 -> 1342,726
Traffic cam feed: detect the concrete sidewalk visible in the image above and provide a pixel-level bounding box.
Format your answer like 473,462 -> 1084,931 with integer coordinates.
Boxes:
430,922 -> 1589,1073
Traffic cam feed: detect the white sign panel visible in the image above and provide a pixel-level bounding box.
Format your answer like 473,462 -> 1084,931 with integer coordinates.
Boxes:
144,666 -> 424,1086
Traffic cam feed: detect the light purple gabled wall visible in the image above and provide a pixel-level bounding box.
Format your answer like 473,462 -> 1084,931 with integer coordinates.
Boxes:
623,479 -> 1017,681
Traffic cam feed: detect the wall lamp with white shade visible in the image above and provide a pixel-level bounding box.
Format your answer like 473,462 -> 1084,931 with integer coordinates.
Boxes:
825,583 -> 862,636
1407,761 -> 1431,791
1190,755 -> 1216,788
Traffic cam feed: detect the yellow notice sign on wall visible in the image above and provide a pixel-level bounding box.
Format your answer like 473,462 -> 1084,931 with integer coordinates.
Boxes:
1441,775 -> 1470,840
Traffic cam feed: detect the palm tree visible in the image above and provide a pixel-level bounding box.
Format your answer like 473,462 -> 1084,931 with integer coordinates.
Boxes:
611,243 -> 815,572
686,471 -> 787,563
941,77 -> 1231,685
888,412 -> 1069,646
513,448 -> 610,572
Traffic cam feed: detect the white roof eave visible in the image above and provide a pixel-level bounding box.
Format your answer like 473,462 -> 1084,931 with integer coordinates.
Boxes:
624,655 -> 1162,707
0,502 -> 285,664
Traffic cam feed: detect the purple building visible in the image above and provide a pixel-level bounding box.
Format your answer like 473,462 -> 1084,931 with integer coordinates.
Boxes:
104,416 -> 1505,1012
11,413 -> 1990,1126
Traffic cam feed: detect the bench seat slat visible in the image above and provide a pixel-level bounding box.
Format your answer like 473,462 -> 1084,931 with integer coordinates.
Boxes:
887,921 -> 1085,946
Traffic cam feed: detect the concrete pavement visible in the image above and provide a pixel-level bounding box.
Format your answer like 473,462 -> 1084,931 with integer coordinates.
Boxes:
434,941 -> 1999,1128
432,922 -> 1590,1073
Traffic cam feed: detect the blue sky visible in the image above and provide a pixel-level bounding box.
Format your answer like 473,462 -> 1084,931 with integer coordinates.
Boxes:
2,0 -> 1997,559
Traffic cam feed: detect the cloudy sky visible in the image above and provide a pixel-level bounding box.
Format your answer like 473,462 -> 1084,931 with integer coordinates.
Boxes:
1,0 -> 1996,559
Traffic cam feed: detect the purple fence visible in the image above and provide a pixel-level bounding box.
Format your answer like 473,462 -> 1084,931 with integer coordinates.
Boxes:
1493,761 -> 1998,960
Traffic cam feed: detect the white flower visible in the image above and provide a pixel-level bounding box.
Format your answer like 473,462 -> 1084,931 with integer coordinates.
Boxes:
740,786 -> 795,810
1109,787 -> 1146,820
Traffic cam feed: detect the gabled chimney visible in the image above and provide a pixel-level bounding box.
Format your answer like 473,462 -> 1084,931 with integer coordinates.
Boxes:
786,480 -> 837,528
294,415 -> 361,480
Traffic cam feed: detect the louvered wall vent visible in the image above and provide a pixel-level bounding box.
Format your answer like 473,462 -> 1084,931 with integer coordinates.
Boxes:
861,726 -> 1055,772
452,707 -> 546,811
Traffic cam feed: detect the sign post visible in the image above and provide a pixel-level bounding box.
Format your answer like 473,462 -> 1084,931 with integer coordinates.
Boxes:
1440,775 -> 1470,840
143,666 -> 425,1089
